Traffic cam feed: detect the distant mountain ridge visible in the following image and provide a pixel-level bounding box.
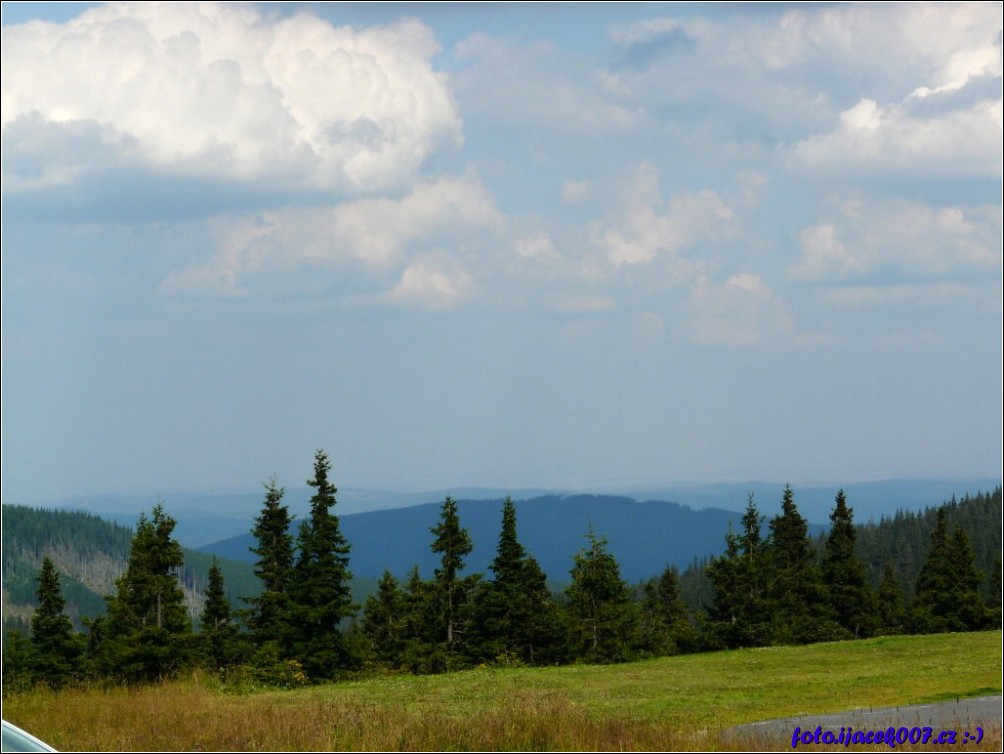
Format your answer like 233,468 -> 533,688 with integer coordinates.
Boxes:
199,493 -> 823,583
16,478 -> 1000,550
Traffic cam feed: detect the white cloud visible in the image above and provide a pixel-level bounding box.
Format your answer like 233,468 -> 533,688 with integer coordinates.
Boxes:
789,94 -> 1002,177
790,200 -> 1002,284
515,232 -> 559,261
594,163 -> 734,270
604,3 -> 1002,174
1,2 -> 461,192
690,272 -> 792,348
161,175 -> 501,298
389,255 -> 473,309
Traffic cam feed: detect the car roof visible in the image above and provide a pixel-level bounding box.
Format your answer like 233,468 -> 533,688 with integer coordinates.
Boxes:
1,719 -> 58,753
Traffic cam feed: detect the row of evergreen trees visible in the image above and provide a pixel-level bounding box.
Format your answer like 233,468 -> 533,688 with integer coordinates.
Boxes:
5,452 -> 1000,690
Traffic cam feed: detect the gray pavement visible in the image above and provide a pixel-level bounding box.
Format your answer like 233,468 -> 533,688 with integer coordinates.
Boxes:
720,695 -> 1002,749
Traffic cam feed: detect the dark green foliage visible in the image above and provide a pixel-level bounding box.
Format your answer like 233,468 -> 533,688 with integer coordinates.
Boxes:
470,497 -> 564,665
288,451 -> 356,679
767,486 -> 843,644
520,555 -> 567,665
705,494 -> 772,648
876,562 -> 906,634
640,565 -> 699,655
471,497 -> 529,661
565,526 -> 637,662
429,496 -> 477,659
988,555 -> 1002,628
1,504 -> 133,634
399,565 -> 447,674
910,508 -> 990,633
823,490 -> 877,638
245,477 -> 295,648
199,558 -> 242,671
102,503 -> 193,682
29,557 -> 83,687
1,628 -> 34,692
854,487 -> 1001,599
360,570 -> 406,665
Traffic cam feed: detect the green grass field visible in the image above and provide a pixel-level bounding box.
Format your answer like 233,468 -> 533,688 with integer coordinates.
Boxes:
4,631 -> 1001,751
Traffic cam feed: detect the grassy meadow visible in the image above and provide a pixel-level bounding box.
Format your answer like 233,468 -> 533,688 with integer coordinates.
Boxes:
3,631 -> 1001,751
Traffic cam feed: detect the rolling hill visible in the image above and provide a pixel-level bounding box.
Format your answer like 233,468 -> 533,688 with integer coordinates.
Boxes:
199,494 -> 809,582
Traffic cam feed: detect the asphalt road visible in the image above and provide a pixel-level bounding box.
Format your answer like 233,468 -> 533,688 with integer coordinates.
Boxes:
720,695 -> 1002,748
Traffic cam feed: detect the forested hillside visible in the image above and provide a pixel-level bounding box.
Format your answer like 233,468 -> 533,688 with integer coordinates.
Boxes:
3,471 -> 1000,690
853,488 -> 1002,598
1,505 -> 260,637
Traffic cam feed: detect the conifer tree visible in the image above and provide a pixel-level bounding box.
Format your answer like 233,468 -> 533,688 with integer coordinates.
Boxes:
430,496 -> 476,655
705,494 -> 771,648
246,477 -> 295,650
30,556 -> 82,687
877,562 -> 905,634
360,570 -> 406,665
705,524 -> 743,648
946,526 -> 990,631
822,490 -> 877,638
288,451 -> 355,678
910,508 -> 990,632
988,555 -> 1002,629
521,555 -> 566,665
104,503 -> 192,681
565,526 -> 636,662
473,496 -> 530,662
400,565 -> 438,672
199,557 -> 240,671
767,485 -> 841,643
638,565 -> 698,656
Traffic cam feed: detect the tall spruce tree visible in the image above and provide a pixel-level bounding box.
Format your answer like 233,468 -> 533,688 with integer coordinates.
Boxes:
705,494 -> 771,648
288,451 -> 356,678
199,558 -> 240,671
767,485 -> 841,644
521,555 -> 565,665
246,477 -> 295,650
429,496 -> 476,658
912,512 -> 989,633
400,565 -> 439,673
565,526 -> 636,662
104,503 -> 192,681
474,496 -> 530,662
822,490 -> 877,638
30,556 -> 82,687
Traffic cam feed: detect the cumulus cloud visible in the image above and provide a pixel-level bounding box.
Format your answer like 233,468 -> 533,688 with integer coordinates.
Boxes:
161,175 -> 501,298
389,255 -> 473,309
603,3 -> 1002,166
594,163 -> 734,270
775,4 -> 1003,176
1,2 -> 461,193
790,200 -> 1002,285
788,93 -> 1002,176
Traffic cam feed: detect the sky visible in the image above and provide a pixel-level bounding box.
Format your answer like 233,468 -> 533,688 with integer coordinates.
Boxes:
1,2 -> 1001,503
